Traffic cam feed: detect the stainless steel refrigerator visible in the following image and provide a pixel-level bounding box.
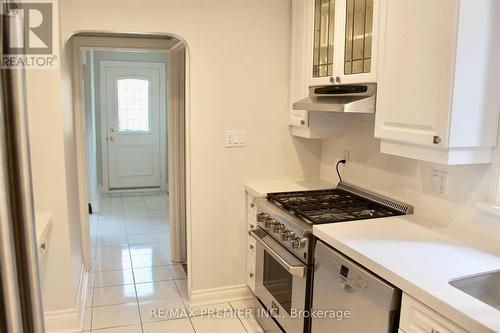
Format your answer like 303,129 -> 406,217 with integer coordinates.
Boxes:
0,4 -> 46,332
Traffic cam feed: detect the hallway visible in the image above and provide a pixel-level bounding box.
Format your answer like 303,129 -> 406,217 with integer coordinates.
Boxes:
85,193 -> 262,332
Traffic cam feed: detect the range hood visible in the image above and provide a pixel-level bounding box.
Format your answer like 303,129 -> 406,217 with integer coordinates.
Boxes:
293,83 -> 376,113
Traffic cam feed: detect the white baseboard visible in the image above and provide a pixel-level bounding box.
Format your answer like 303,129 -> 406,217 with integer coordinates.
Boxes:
44,308 -> 82,333
188,284 -> 253,306
45,264 -> 89,332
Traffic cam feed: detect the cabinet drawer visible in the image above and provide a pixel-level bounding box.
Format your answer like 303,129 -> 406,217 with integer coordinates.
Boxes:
247,213 -> 257,232
246,254 -> 256,293
247,233 -> 256,256
400,294 -> 467,333
247,194 -> 257,215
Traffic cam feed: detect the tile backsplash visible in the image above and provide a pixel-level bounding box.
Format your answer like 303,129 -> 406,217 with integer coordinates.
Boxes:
319,118 -> 500,254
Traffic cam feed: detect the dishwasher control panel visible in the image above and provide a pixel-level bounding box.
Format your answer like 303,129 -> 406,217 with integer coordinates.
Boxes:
324,252 -> 368,290
336,263 -> 367,290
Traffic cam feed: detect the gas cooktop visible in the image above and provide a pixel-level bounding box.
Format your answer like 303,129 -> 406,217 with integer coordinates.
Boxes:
267,188 -> 403,224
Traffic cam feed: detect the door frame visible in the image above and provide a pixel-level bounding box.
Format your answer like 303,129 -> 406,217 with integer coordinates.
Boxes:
99,60 -> 167,192
70,35 -> 188,275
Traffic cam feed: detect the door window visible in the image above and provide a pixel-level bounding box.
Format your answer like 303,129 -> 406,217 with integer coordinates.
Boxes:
263,251 -> 293,314
117,78 -> 150,132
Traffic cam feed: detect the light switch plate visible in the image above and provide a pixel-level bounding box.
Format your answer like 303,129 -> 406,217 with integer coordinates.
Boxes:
225,130 -> 247,148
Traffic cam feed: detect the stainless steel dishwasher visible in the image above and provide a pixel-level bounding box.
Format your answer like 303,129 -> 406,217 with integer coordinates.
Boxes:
311,240 -> 401,333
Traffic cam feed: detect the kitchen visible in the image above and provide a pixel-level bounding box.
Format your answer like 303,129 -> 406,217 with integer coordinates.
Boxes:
244,0 -> 500,333
0,0 -> 499,333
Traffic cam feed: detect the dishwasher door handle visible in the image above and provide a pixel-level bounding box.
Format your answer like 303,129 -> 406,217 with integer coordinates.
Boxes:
249,229 -> 305,278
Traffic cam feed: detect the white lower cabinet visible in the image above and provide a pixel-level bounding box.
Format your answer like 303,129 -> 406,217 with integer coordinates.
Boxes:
400,294 -> 467,333
246,253 -> 256,293
247,233 -> 256,257
246,192 -> 257,294
247,212 -> 257,232
247,194 -> 257,215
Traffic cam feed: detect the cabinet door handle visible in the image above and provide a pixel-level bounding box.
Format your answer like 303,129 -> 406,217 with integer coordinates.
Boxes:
249,245 -> 254,250
329,76 -> 341,83
249,273 -> 254,278
250,203 -> 255,208
40,242 -> 46,251
431,329 -> 440,333
249,224 -> 255,229
433,136 -> 441,144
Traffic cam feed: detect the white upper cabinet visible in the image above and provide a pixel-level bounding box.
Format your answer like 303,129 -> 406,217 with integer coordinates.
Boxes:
306,0 -> 380,86
289,0 -> 380,138
375,0 -> 500,165
289,0 -> 311,129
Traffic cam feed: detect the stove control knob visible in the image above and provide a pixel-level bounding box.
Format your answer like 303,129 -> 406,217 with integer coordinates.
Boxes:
265,217 -> 276,228
256,213 -> 268,222
290,237 -> 306,249
281,230 -> 295,241
273,223 -> 285,233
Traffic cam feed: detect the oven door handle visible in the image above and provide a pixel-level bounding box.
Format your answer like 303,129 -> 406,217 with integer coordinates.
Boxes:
249,229 -> 305,278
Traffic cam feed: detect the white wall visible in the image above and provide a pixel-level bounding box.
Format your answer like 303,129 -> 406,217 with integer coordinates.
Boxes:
56,0 -> 321,295
319,116 -> 500,255
27,42 -> 83,313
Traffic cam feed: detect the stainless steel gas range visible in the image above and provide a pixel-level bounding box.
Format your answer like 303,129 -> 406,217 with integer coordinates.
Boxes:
249,183 -> 413,333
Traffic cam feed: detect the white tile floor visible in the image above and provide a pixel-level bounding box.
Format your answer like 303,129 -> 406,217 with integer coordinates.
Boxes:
86,192 -> 265,333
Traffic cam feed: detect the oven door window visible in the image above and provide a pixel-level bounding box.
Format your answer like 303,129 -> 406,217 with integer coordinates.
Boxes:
263,251 -> 293,314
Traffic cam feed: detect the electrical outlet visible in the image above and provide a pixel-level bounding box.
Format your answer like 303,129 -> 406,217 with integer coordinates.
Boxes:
432,169 -> 448,195
225,130 -> 247,148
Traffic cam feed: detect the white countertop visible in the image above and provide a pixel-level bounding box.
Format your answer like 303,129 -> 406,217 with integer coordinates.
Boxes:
245,179 -> 335,197
313,215 -> 500,333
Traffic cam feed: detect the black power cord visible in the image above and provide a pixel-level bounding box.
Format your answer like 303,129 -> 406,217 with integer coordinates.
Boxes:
336,159 -> 347,183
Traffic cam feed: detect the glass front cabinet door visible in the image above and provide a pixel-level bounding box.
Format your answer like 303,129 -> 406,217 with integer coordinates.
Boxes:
307,0 -> 379,86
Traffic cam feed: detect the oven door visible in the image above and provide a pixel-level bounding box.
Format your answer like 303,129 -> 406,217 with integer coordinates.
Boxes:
250,228 -> 310,333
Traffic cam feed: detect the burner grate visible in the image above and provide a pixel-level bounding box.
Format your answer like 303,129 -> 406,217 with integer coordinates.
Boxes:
267,188 -> 403,224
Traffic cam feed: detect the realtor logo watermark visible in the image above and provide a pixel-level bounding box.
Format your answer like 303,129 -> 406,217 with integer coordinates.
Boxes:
1,0 -> 58,68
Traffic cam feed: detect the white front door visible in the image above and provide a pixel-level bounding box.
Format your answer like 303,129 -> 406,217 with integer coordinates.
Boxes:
101,61 -> 165,190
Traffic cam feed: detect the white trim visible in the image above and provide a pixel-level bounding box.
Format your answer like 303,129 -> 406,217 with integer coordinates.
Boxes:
168,45 -> 187,263
187,284 -> 254,307
107,188 -> 164,195
44,309 -> 81,333
99,60 -> 109,192
44,265 -> 89,333
184,44 -> 193,302
87,50 -> 100,213
72,40 -> 93,270
92,190 -> 102,213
